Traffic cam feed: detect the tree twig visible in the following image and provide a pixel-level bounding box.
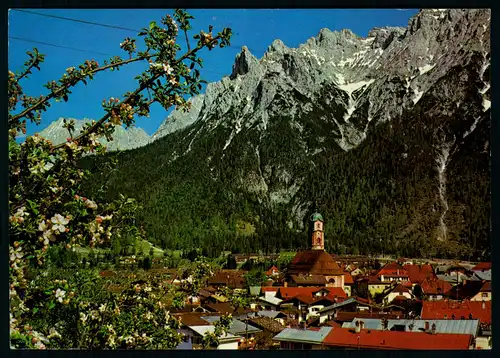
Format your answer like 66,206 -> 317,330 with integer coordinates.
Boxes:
10,54 -> 155,124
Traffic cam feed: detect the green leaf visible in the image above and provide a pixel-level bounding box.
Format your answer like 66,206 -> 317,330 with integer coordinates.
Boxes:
48,301 -> 55,310
149,21 -> 157,30
33,307 -> 39,314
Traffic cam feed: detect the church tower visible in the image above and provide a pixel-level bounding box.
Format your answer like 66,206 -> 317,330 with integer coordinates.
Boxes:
310,212 -> 324,250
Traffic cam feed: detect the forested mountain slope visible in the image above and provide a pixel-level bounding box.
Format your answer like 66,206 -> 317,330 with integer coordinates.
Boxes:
83,9 -> 490,260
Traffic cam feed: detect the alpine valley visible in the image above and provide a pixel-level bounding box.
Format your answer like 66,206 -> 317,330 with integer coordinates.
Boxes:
81,9 -> 491,260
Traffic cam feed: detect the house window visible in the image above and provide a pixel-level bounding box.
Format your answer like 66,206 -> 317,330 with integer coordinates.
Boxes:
482,293 -> 488,298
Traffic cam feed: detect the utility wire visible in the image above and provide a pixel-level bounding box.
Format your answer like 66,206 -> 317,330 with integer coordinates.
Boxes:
9,36 -> 114,56
9,35 -> 230,76
11,8 -> 266,54
12,8 -> 140,33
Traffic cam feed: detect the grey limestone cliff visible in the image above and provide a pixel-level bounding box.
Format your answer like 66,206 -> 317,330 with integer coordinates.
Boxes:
39,118 -> 150,151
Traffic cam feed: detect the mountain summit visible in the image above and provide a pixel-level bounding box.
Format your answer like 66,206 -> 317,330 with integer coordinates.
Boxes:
88,9 -> 491,259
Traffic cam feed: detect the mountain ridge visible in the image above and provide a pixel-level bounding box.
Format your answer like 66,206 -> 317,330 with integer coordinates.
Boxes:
84,8 -> 491,260
39,117 -> 151,151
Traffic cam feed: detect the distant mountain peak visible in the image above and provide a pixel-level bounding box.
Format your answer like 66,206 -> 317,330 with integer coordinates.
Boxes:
38,117 -> 150,152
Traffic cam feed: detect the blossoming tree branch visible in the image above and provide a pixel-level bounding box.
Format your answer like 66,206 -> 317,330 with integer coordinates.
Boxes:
9,9 -> 233,349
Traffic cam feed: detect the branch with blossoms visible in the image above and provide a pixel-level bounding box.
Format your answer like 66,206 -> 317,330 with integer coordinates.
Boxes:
8,8 -> 232,350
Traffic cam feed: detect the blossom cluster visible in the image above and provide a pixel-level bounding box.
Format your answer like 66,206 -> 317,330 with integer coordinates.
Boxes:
8,8 -> 233,350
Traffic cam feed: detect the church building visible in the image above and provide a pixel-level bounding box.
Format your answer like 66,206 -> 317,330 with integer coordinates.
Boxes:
285,212 -> 345,288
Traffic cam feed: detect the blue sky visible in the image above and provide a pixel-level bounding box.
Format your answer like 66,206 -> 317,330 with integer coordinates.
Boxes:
9,9 -> 419,138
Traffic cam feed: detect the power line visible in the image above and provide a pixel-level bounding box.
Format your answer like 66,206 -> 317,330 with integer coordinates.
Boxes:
9,35 -> 229,76
11,8 -> 266,55
9,36 -> 113,56
12,9 -> 140,33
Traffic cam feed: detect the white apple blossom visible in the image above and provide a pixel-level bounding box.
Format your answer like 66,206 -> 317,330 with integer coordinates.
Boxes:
168,76 -> 178,86
38,221 -> 47,232
162,63 -> 173,74
42,230 -> 56,245
55,288 -> 66,303
51,214 -> 69,233
79,312 -> 88,323
85,199 -> 98,210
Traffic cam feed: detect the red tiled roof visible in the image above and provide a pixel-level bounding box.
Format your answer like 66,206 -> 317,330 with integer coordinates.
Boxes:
343,272 -> 354,285
471,262 -> 491,271
420,277 -> 452,295
401,280 -> 413,288
480,281 -> 491,292
266,265 -> 279,275
325,287 -> 348,300
262,287 -> 279,293
377,262 -> 409,278
323,328 -> 473,350
203,302 -> 235,314
421,301 -> 492,325
288,250 -> 343,275
277,287 -> 346,300
277,287 -> 320,299
445,280 -> 484,300
325,320 -> 342,328
405,264 -> 435,284
391,284 -> 410,294
366,276 -> 391,285
281,294 -> 334,305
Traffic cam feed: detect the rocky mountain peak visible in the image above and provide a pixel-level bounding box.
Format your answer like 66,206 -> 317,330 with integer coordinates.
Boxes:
367,26 -> 406,50
38,118 -> 150,151
268,39 -> 288,53
230,46 -> 260,80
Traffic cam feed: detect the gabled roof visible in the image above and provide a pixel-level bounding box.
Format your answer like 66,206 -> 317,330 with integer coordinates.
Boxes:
377,262 -> 409,277
248,316 -> 285,334
391,284 -> 411,294
256,310 -> 287,319
445,280 -> 484,300
290,274 -> 327,285
187,325 -> 240,342
333,312 -> 400,322
405,264 -> 435,284
273,327 -> 332,344
343,272 -> 354,284
473,270 -> 491,281
479,281 -> 491,292
420,277 -> 452,295
276,287 -> 346,301
421,301 -> 492,325
323,327 -> 473,350
203,302 -> 235,314
343,318 -> 480,337
471,262 -> 491,272
287,250 -> 343,275
281,294 -> 334,306
365,276 -> 392,285
275,287 -> 319,299
201,315 -> 261,336
266,265 -> 279,275
319,297 -> 375,313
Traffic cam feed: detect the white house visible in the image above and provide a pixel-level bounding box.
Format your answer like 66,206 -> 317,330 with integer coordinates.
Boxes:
182,325 -> 241,350
383,284 -> 414,305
